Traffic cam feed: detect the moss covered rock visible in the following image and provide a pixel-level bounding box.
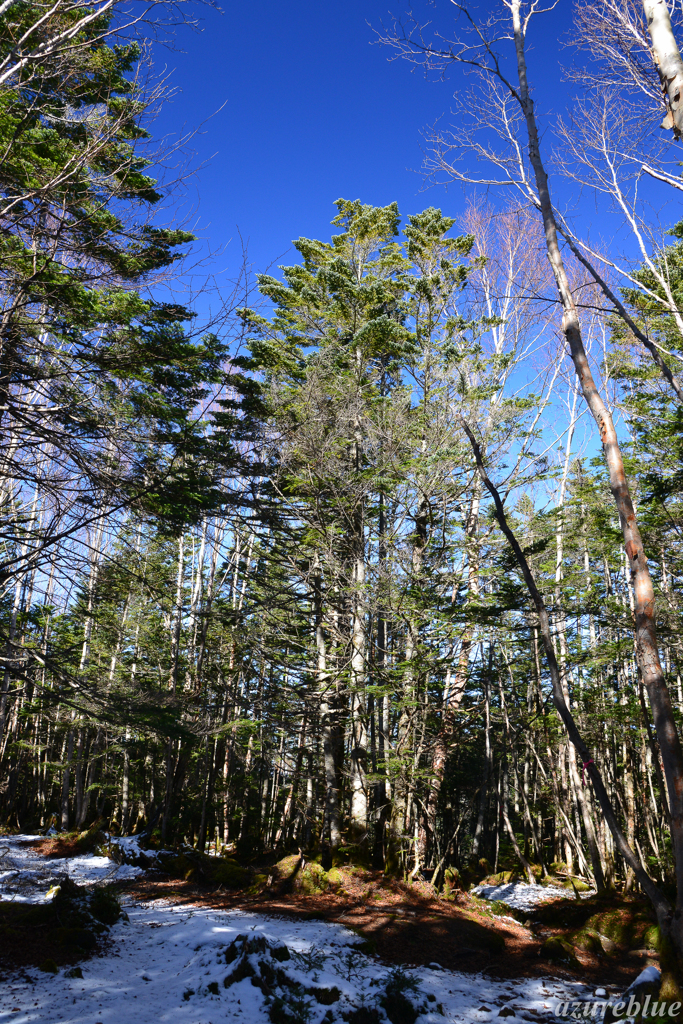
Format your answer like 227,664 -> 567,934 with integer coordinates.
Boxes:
157,848 -> 249,888
157,851 -> 195,880
300,862 -> 329,894
540,936 -> 580,969
485,870 -> 517,885
583,908 -> 653,948
212,858 -> 249,888
327,867 -> 345,888
533,893 -> 656,950
248,872 -> 269,895
571,929 -> 604,956
274,854 -> 302,881
558,876 -> 591,893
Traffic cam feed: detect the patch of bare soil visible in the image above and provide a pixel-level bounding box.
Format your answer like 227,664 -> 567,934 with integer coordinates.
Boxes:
118,871 -> 658,988
29,836 -> 85,859
28,826 -> 106,861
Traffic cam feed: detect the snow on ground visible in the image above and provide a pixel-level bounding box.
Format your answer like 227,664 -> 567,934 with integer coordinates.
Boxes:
0,834 -> 143,903
0,836 -> 613,1024
472,883 -> 594,912
1,900 -> 598,1024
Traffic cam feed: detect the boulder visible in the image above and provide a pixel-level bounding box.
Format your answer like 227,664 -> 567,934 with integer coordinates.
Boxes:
540,936 -> 581,969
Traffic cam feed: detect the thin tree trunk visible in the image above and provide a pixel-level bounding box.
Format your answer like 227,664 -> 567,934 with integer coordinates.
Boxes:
162,532 -> 184,843
509,1 -> 683,958
471,668 -> 492,860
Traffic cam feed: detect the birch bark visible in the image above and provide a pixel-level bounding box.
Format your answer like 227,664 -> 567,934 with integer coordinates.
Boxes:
643,0 -> 683,137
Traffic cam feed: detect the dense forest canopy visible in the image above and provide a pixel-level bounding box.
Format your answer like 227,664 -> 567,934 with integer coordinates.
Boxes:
7,0 -> 683,991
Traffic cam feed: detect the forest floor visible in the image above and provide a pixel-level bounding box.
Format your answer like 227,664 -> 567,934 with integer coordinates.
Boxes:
119,869 -> 658,988
0,834 -> 660,1024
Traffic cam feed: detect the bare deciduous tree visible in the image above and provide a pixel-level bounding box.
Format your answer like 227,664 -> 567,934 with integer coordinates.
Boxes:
380,0 -> 683,973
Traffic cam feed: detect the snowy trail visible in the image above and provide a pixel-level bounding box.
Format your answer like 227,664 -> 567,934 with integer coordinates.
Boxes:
0,834 -> 142,903
1,900 -> 594,1024
0,836 -> 612,1024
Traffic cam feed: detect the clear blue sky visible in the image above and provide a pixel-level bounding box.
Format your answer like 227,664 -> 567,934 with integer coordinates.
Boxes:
149,0 -> 576,298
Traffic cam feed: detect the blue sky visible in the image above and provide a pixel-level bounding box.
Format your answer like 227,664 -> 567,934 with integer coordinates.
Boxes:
149,0 -> 577,298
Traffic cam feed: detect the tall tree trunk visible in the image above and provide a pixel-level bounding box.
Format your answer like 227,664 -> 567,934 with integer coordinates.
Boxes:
274,716 -> 307,848
162,532 -> 184,843
510,0 -> 683,962
471,667 -> 492,860
61,729 -> 75,831
420,481 -> 480,865
314,555 -> 341,858
349,510 -> 368,839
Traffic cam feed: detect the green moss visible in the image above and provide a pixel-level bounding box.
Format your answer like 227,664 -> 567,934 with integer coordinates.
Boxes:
157,851 -> 194,878
540,936 -> 580,969
78,822 -> 107,851
582,908 -> 650,948
485,870 -> 517,884
248,872 -> 269,895
657,934 -> 683,1004
157,849 -> 248,888
212,858 -> 249,888
327,867 -> 344,887
488,901 -> 527,923
275,855 -> 302,879
533,893 -> 656,950
39,959 -> 59,973
570,929 -> 604,956
300,862 -> 329,895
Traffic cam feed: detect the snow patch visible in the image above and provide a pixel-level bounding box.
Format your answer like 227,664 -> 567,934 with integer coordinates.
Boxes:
472,882 -> 594,912
0,833 -> 142,903
624,965 -> 661,994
